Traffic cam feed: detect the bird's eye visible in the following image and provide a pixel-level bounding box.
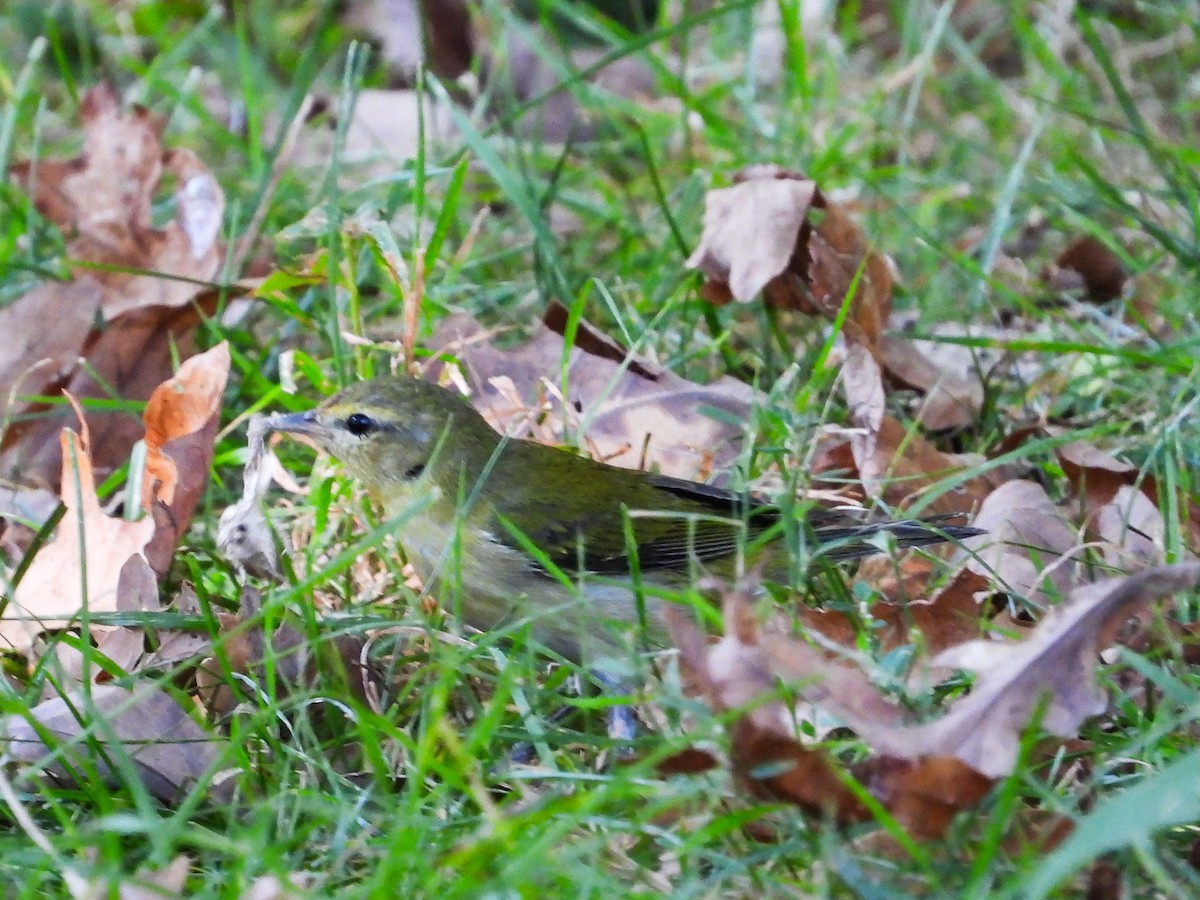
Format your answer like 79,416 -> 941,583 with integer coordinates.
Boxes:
345,412 -> 376,436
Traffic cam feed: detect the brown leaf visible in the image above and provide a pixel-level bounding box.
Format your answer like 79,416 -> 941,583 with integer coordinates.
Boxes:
798,564 -> 990,655
134,584 -> 212,673
686,165 -> 892,353
877,563 -> 1200,777
729,719 -> 870,821
91,555 -> 162,675
9,84 -> 224,321
964,480 -> 1082,605
686,169 -> 819,304
0,279 -> 101,407
814,416 -> 1000,517
880,334 -> 985,431
3,81 -> 226,489
1,295 -> 220,488
428,307 -> 757,481
1057,441 -> 1156,515
1095,485 -> 1165,571
664,588 -> 874,821
1048,235 -> 1127,302
672,566 -> 1200,836
0,682 -> 229,802
0,429 -> 155,653
858,755 -> 994,841
141,343 -> 231,575
666,582 -> 989,835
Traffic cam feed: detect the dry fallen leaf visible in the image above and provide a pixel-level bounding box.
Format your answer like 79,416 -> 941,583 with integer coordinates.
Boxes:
887,564 -> 1200,777
1045,235 -> 1128,302
964,479 -> 1082,607
9,83 -> 224,321
666,581 -> 990,835
0,428 -> 155,653
1057,440 -> 1155,516
141,343 -> 231,575
0,279 -> 102,410
92,555 -> 162,675
3,82 -> 226,489
2,345 -> 228,656
1,298 -> 222,489
813,416 -> 1000,517
667,564 -> 1199,836
686,165 -> 893,353
427,305 -> 757,482
880,333 -> 987,431
0,681 -> 229,803
797,564 -> 989,656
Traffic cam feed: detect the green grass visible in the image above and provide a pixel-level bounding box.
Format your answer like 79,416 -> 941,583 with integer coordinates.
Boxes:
2,0 -> 1200,895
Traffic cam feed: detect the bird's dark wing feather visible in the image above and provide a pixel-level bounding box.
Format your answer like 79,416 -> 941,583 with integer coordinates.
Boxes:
485,451 -> 774,577
483,444 -> 983,578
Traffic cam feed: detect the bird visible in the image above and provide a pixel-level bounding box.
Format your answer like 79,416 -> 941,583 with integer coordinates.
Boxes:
266,375 -> 983,667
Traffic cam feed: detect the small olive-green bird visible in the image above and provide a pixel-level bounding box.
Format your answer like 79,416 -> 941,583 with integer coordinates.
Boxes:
269,376 -> 982,663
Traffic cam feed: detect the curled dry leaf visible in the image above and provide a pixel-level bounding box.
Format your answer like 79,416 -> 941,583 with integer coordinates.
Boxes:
898,563 -> 1200,777
0,429 -> 155,653
784,565 -> 1200,778
427,305 -> 757,482
141,343 -> 231,575
0,682 -> 230,803
686,164 -> 892,353
668,565 -> 1199,835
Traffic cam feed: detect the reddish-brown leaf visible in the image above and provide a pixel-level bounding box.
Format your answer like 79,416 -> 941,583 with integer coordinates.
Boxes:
141,343 -> 231,575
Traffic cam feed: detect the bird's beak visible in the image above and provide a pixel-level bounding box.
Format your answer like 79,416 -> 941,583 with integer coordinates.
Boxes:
262,411 -> 327,450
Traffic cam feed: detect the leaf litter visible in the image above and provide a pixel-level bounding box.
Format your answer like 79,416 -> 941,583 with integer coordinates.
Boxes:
2,66 -> 1198,887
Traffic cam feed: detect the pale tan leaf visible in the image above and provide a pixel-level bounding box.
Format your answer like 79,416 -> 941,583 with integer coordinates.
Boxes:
899,564 -> 1200,776
880,334 -> 985,430
964,480 -> 1081,605
1,429 -> 154,652
686,175 -> 818,302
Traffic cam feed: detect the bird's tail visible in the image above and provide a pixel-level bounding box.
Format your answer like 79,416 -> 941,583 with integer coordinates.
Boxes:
810,513 -> 985,561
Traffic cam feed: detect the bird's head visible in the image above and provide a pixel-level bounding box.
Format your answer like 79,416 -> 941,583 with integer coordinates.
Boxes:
267,376 -> 495,498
